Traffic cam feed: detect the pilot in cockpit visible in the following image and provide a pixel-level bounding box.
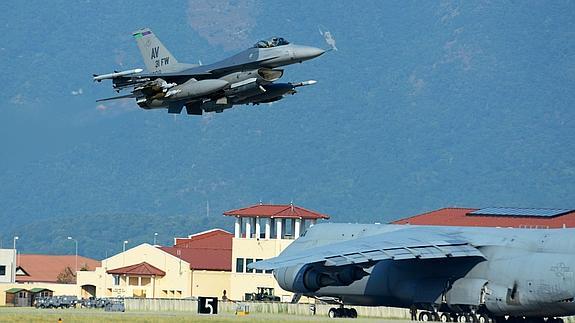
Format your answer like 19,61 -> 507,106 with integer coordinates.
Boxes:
254,37 -> 289,48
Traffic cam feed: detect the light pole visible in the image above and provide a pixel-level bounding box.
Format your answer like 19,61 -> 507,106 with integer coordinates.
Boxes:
153,232 -> 158,245
67,236 -> 78,274
12,236 -> 18,283
122,240 -> 129,266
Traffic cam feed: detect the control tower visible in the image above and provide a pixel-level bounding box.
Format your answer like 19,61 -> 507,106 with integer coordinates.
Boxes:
223,203 -> 329,301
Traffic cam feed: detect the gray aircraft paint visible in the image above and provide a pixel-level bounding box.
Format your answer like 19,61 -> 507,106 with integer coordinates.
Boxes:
94,28 -> 325,115
251,223 -> 575,318
133,28 -> 196,73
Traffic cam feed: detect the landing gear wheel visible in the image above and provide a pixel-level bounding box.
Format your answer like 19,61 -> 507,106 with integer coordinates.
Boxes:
349,308 -> 358,318
478,314 -> 492,323
458,314 -> 476,323
420,311 -> 432,322
328,308 -> 337,318
441,313 -> 452,322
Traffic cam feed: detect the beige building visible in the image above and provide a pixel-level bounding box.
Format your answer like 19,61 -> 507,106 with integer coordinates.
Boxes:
75,203 -> 330,302
0,251 -> 100,306
0,249 -> 16,283
77,230 -> 233,300
2,204 -> 331,305
223,203 -> 329,301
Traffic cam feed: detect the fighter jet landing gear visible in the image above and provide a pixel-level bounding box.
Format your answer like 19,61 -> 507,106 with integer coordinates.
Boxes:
328,306 -> 358,319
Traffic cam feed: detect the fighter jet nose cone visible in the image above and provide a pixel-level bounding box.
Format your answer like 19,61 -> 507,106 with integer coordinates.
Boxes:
295,46 -> 326,61
306,47 -> 326,59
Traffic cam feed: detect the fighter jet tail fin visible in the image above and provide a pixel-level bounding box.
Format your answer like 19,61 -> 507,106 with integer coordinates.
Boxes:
133,28 -> 182,73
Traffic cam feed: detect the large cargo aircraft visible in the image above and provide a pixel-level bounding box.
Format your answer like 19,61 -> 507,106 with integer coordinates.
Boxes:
251,223 -> 575,322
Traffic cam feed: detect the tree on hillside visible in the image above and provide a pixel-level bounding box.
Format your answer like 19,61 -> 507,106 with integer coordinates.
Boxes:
56,266 -> 76,284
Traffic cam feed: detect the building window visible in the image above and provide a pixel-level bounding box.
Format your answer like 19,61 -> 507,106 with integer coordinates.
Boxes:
255,259 -> 263,274
245,258 -> 254,273
236,258 -> 244,273
113,275 -> 120,286
265,269 -> 273,274
285,219 -> 293,237
0,265 -> 5,276
141,277 -> 151,286
129,277 -> 139,286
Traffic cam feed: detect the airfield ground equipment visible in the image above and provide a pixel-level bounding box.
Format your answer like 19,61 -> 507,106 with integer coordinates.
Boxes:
244,287 -> 281,302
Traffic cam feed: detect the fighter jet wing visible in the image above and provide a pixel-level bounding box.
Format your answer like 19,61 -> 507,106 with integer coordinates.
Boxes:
250,226 -> 485,270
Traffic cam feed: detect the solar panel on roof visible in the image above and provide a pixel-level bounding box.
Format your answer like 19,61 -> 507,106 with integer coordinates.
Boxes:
468,207 -> 574,218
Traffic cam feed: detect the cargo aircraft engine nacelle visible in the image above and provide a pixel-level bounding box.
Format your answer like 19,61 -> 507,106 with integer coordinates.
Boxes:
275,264 -> 369,293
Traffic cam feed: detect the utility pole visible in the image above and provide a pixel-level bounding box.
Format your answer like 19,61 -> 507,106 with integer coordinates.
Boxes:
12,236 -> 18,283
67,236 -> 78,274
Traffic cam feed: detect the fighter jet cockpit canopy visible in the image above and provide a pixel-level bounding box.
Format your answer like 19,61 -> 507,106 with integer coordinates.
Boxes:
254,37 -> 290,48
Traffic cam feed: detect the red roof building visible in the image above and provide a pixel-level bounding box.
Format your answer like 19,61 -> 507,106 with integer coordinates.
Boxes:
393,207 -> 575,228
223,204 -> 329,220
107,262 -> 165,277
174,228 -> 232,249
159,247 -> 232,271
16,254 -> 100,283
160,229 -> 233,271
224,203 -> 330,240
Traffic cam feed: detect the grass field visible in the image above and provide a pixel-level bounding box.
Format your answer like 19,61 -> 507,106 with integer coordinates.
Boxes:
0,307 -> 405,323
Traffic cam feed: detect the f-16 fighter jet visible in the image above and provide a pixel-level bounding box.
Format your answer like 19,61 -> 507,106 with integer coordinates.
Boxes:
93,28 -> 325,115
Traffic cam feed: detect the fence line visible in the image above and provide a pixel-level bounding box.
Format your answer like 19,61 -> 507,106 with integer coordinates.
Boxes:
124,298 -> 410,318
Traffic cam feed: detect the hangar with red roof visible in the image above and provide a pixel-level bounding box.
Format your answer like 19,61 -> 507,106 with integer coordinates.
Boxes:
393,207 -> 575,228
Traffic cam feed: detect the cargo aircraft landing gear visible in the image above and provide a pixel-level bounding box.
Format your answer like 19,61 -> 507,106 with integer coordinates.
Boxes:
328,306 -> 358,319
418,311 -> 440,321
414,312 -> 562,323
415,312 -> 491,323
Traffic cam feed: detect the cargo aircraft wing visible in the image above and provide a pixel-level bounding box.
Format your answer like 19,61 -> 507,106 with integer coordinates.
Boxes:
249,226 -> 485,271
